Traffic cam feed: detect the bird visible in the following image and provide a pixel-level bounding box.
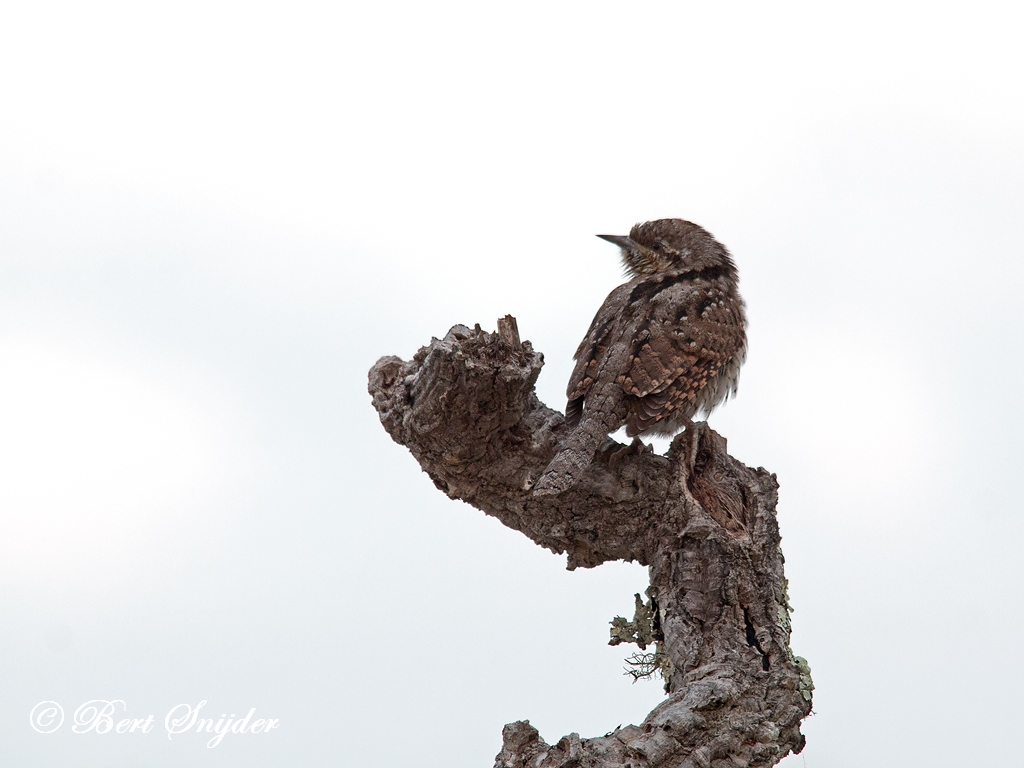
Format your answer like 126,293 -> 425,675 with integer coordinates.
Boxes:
532,218 -> 747,496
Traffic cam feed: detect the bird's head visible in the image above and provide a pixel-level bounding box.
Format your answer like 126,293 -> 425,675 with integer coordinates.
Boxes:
598,218 -> 736,278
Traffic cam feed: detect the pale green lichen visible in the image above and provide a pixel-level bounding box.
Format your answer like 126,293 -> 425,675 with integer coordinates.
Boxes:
794,656 -> 814,702
775,574 -> 794,635
776,603 -> 792,635
623,649 -> 674,683
610,588 -> 673,685
609,592 -> 657,650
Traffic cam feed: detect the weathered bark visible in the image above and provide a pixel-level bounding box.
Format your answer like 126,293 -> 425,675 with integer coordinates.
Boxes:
368,317 -> 813,768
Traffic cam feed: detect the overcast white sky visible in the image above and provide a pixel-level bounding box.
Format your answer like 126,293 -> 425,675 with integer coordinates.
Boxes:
1,2 -> 1023,766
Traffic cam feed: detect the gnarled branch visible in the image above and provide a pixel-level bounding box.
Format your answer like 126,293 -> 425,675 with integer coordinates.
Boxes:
368,317 -> 812,768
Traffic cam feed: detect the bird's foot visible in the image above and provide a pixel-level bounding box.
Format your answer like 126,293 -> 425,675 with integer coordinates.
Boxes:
607,436 -> 652,471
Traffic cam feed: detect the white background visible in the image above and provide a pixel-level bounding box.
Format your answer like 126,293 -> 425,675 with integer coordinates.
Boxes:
1,2 -> 1022,765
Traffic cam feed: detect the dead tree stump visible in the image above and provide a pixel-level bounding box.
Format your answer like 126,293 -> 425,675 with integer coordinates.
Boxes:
368,318 -> 813,768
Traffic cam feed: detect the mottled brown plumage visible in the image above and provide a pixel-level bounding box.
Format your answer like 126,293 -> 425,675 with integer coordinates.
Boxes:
533,219 -> 747,496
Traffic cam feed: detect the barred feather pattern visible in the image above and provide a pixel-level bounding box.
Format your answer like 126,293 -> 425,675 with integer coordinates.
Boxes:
533,219 -> 747,496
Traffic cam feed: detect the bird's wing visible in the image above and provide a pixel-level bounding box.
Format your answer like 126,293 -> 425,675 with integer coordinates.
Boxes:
619,279 -> 746,435
564,282 -> 634,428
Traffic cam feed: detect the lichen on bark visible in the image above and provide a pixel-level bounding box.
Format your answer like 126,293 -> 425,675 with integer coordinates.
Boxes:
368,317 -> 812,768
609,589 -> 675,685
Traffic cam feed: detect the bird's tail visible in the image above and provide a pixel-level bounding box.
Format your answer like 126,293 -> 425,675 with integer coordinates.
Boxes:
532,412 -> 614,496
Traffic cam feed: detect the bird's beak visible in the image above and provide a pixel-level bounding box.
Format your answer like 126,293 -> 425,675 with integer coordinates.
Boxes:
596,234 -> 636,250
